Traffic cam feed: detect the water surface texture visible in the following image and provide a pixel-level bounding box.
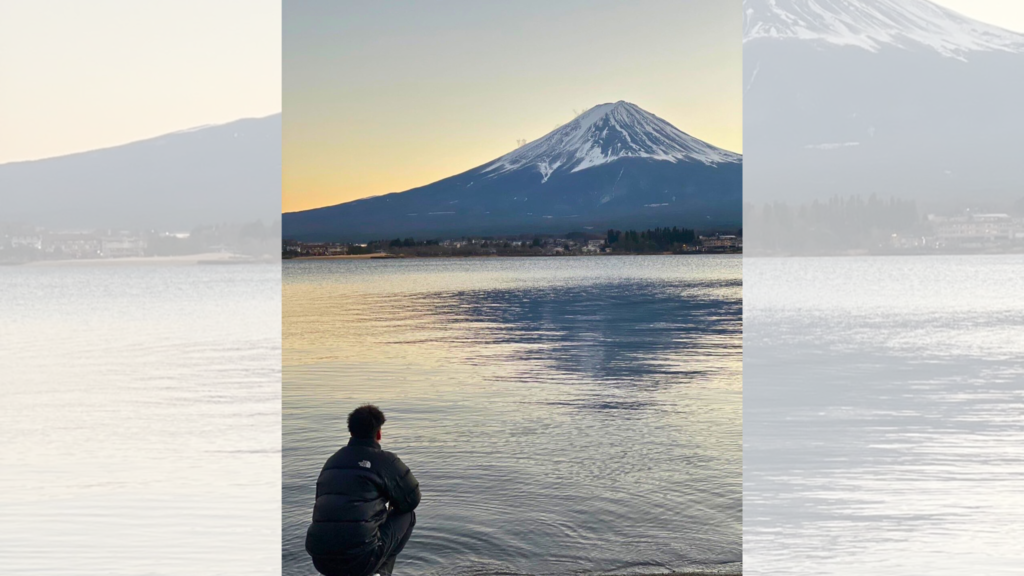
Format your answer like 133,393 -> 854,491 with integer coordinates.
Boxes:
0,264 -> 282,576
284,256 -> 742,576
744,256 -> 1024,576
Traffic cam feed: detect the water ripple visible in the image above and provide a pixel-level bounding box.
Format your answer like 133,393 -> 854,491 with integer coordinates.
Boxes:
284,256 -> 742,576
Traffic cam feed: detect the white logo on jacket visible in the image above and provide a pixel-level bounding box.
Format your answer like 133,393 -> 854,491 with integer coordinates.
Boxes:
358,460 -> 371,468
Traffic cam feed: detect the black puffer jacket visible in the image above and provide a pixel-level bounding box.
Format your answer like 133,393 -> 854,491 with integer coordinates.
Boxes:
305,437 -> 421,558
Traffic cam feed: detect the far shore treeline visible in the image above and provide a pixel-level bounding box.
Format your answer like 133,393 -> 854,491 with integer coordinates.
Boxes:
1,219 -> 282,264
283,226 -> 742,259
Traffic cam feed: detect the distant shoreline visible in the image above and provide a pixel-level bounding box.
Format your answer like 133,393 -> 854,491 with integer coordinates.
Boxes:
744,247 -> 1024,258
18,253 -> 278,267
286,251 -> 740,261
286,253 -> 399,260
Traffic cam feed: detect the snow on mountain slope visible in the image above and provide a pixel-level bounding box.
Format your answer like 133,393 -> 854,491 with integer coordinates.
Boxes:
482,101 -> 740,183
284,102 -> 742,241
744,0 -> 1024,59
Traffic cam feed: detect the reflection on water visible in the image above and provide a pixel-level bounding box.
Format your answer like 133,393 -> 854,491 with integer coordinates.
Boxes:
744,256 -> 1024,576
0,264 -> 282,576
284,256 -> 742,576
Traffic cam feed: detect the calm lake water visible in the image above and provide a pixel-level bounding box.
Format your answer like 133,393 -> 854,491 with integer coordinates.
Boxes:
744,255 -> 1024,576
283,256 -> 742,576
0,264 -> 282,576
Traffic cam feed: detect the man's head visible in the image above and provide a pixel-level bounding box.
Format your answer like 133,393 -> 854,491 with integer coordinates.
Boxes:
348,404 -> 386,442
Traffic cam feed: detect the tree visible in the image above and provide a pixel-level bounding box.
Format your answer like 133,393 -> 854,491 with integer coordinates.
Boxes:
604,226 -> 696,253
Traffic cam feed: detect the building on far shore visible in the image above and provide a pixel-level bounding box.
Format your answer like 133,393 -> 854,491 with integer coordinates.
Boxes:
700,234 -> 741,250
282,240 -> 349,257
11,235 -> 43,250
929,212 -> 1020,247
101,235 -> 147,258
46,233 -> 102,258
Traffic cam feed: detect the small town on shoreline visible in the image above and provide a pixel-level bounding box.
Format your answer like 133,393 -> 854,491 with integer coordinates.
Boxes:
0,220 -> 281,265
283,227 -> 743,259
743,201 -> 1024,256
6,207 -> 1023,263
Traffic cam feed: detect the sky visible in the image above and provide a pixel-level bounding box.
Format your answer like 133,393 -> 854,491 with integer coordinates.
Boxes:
283,0 -> 743,213
2,0 -> 1017,199
933,0 -> 1024,32
0,0 -> 281,164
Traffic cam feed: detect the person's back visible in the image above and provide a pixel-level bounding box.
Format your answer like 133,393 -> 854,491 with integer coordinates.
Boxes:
306,405 -> 421,576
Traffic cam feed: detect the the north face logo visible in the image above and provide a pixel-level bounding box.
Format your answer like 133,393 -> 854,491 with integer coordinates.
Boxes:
358,460 -> 371,468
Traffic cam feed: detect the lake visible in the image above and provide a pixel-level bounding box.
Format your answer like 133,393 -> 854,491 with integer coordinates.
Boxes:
744,255 -> 1024,576
0,263 -> 282,575
283,255 -> 743,576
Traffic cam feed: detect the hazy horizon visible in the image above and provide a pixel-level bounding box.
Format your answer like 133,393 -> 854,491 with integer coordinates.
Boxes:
0,113 -> 282,168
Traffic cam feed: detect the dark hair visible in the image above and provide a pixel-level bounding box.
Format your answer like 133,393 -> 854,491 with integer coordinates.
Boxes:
348,404 -> 386,439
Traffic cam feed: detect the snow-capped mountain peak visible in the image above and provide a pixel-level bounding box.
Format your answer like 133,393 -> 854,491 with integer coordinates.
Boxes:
744,0 -> 1024,59
483,101 -> 740,183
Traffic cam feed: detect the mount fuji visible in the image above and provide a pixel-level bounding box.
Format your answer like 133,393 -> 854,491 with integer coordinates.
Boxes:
0,115 -> 281,230
743,0 -> 1024,209
283,102 -> 741,242
745,0 -> 1024,59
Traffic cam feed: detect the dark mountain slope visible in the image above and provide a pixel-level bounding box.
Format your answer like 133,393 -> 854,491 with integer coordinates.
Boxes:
284,101 -> 741,242
1,114 -> 282,230
743,0 -> 1024,209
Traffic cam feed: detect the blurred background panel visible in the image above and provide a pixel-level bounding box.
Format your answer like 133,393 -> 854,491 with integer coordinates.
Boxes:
743,1 -> 1024,575
0,2 -> 282,575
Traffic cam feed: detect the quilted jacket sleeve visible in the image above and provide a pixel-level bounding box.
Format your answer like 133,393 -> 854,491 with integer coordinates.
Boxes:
383,452 -> 421,513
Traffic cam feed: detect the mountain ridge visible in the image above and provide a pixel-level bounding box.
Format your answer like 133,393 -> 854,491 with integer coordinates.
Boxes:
284,102 -> 741,242
743,0 -> 1024,211
1,114 -> 280,168
744,0 -> 1024,59
480,101 -> 739,183
0,114 -> 282,230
